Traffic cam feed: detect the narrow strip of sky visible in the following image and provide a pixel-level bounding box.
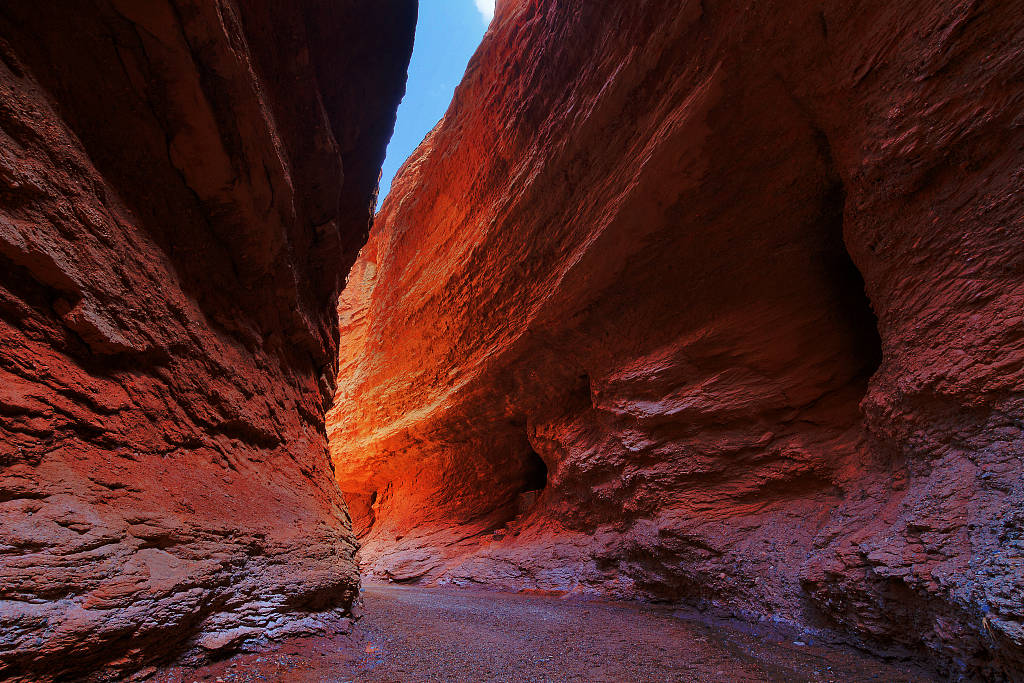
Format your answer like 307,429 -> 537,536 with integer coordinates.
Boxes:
376,1 -> 493,210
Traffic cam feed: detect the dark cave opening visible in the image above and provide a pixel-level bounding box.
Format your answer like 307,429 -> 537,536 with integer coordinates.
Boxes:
510,446 -> 549,518
521,447 -> 548,494
820,180 -> 883,382
834,247 -> 883,381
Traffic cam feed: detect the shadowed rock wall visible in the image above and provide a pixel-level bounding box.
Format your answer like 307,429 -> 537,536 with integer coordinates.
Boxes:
328,0 -> 1024,678
0,1 -> 415,679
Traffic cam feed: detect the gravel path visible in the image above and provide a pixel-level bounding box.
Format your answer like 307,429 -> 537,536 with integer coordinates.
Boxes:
155,584 -> 936,682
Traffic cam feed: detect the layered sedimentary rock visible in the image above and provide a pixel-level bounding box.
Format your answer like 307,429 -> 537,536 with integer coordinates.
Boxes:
329,0 -> 1024,678
0,1 -> 414,680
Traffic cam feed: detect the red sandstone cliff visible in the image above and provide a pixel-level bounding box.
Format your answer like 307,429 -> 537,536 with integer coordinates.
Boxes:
328,0 -> 1024,678
0,1 -> 414,679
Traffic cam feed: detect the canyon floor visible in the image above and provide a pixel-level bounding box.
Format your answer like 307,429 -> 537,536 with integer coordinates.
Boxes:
153,585 -> 937,682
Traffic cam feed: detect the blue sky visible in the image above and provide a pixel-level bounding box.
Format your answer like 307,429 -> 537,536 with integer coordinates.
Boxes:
376,1 -> 494,209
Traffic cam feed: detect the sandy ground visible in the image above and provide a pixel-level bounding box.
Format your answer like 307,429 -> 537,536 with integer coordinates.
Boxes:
153,584 -> 937,682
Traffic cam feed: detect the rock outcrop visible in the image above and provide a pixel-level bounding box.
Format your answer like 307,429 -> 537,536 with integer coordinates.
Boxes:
328,0 -> 1024,678
0,1 -> 414,680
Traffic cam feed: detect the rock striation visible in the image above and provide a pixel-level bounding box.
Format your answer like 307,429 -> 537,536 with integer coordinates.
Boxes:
0,1 -> 414,680
328,0 -> 1024,678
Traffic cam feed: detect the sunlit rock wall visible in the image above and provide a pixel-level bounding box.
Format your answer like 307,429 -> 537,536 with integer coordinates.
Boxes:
328,0 -> 1024,678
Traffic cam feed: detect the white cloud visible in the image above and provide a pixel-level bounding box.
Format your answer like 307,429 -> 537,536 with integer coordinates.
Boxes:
474,0 -> 495,22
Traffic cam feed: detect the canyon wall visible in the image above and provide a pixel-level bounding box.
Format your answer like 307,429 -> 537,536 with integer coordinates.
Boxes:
328,0 -> 1024,678
0,1 -> 415,680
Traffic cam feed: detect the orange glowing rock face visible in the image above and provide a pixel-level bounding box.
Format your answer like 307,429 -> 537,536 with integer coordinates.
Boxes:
328,0 -> 1024,678
0,2 -> 415,680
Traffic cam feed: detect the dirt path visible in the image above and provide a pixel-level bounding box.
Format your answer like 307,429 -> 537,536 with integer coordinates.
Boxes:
155,584 -> 936,682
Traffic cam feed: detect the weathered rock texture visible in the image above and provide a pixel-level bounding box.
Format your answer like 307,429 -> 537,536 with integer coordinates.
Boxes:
328,0 -> 1024,678
0,1 -> 414,680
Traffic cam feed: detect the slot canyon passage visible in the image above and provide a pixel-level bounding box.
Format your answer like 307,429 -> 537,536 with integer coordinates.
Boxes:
0,0 -> 1022,681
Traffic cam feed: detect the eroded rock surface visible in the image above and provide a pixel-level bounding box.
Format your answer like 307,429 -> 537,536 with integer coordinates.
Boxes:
328,0 -> 1024,678
0,1 -> 414,680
